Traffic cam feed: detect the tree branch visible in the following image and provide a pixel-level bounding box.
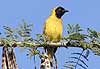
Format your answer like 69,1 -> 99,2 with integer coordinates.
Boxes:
0,37 -> 100,56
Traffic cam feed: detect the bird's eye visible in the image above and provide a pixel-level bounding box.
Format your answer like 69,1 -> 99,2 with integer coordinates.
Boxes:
58,8 -> 61,11
58,8 -> 62,12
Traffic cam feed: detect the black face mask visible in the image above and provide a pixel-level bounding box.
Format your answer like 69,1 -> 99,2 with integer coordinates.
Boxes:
55,6 -> 69,18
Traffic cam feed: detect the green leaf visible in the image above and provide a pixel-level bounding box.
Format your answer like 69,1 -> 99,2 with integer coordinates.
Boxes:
67,24 -> 82,35
87,28 -> 98,38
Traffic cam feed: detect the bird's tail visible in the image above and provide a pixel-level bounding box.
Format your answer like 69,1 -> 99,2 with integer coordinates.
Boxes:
47,47 -> 57,67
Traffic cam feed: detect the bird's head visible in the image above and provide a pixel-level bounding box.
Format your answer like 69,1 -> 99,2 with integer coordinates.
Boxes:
51,6 -> 69,18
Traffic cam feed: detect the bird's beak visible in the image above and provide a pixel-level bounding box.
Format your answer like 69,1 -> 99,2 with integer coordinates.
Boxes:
64,10 -> 69,13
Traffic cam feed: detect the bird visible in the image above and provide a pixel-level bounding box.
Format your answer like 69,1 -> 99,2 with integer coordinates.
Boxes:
43,6 -> 69,66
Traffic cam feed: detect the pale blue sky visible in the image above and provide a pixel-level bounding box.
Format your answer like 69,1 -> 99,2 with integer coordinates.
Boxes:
0,0 -> 100,69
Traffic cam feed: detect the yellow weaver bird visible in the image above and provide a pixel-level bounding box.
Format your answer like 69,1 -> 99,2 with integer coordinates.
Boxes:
43,6 -> 69,66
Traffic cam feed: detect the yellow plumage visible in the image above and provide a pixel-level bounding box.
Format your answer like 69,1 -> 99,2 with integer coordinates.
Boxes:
43,6 -> 68,66
43,14 -> 62,42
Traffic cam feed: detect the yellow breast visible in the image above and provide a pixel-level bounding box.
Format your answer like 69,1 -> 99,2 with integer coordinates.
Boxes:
43,16 -> 62,42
